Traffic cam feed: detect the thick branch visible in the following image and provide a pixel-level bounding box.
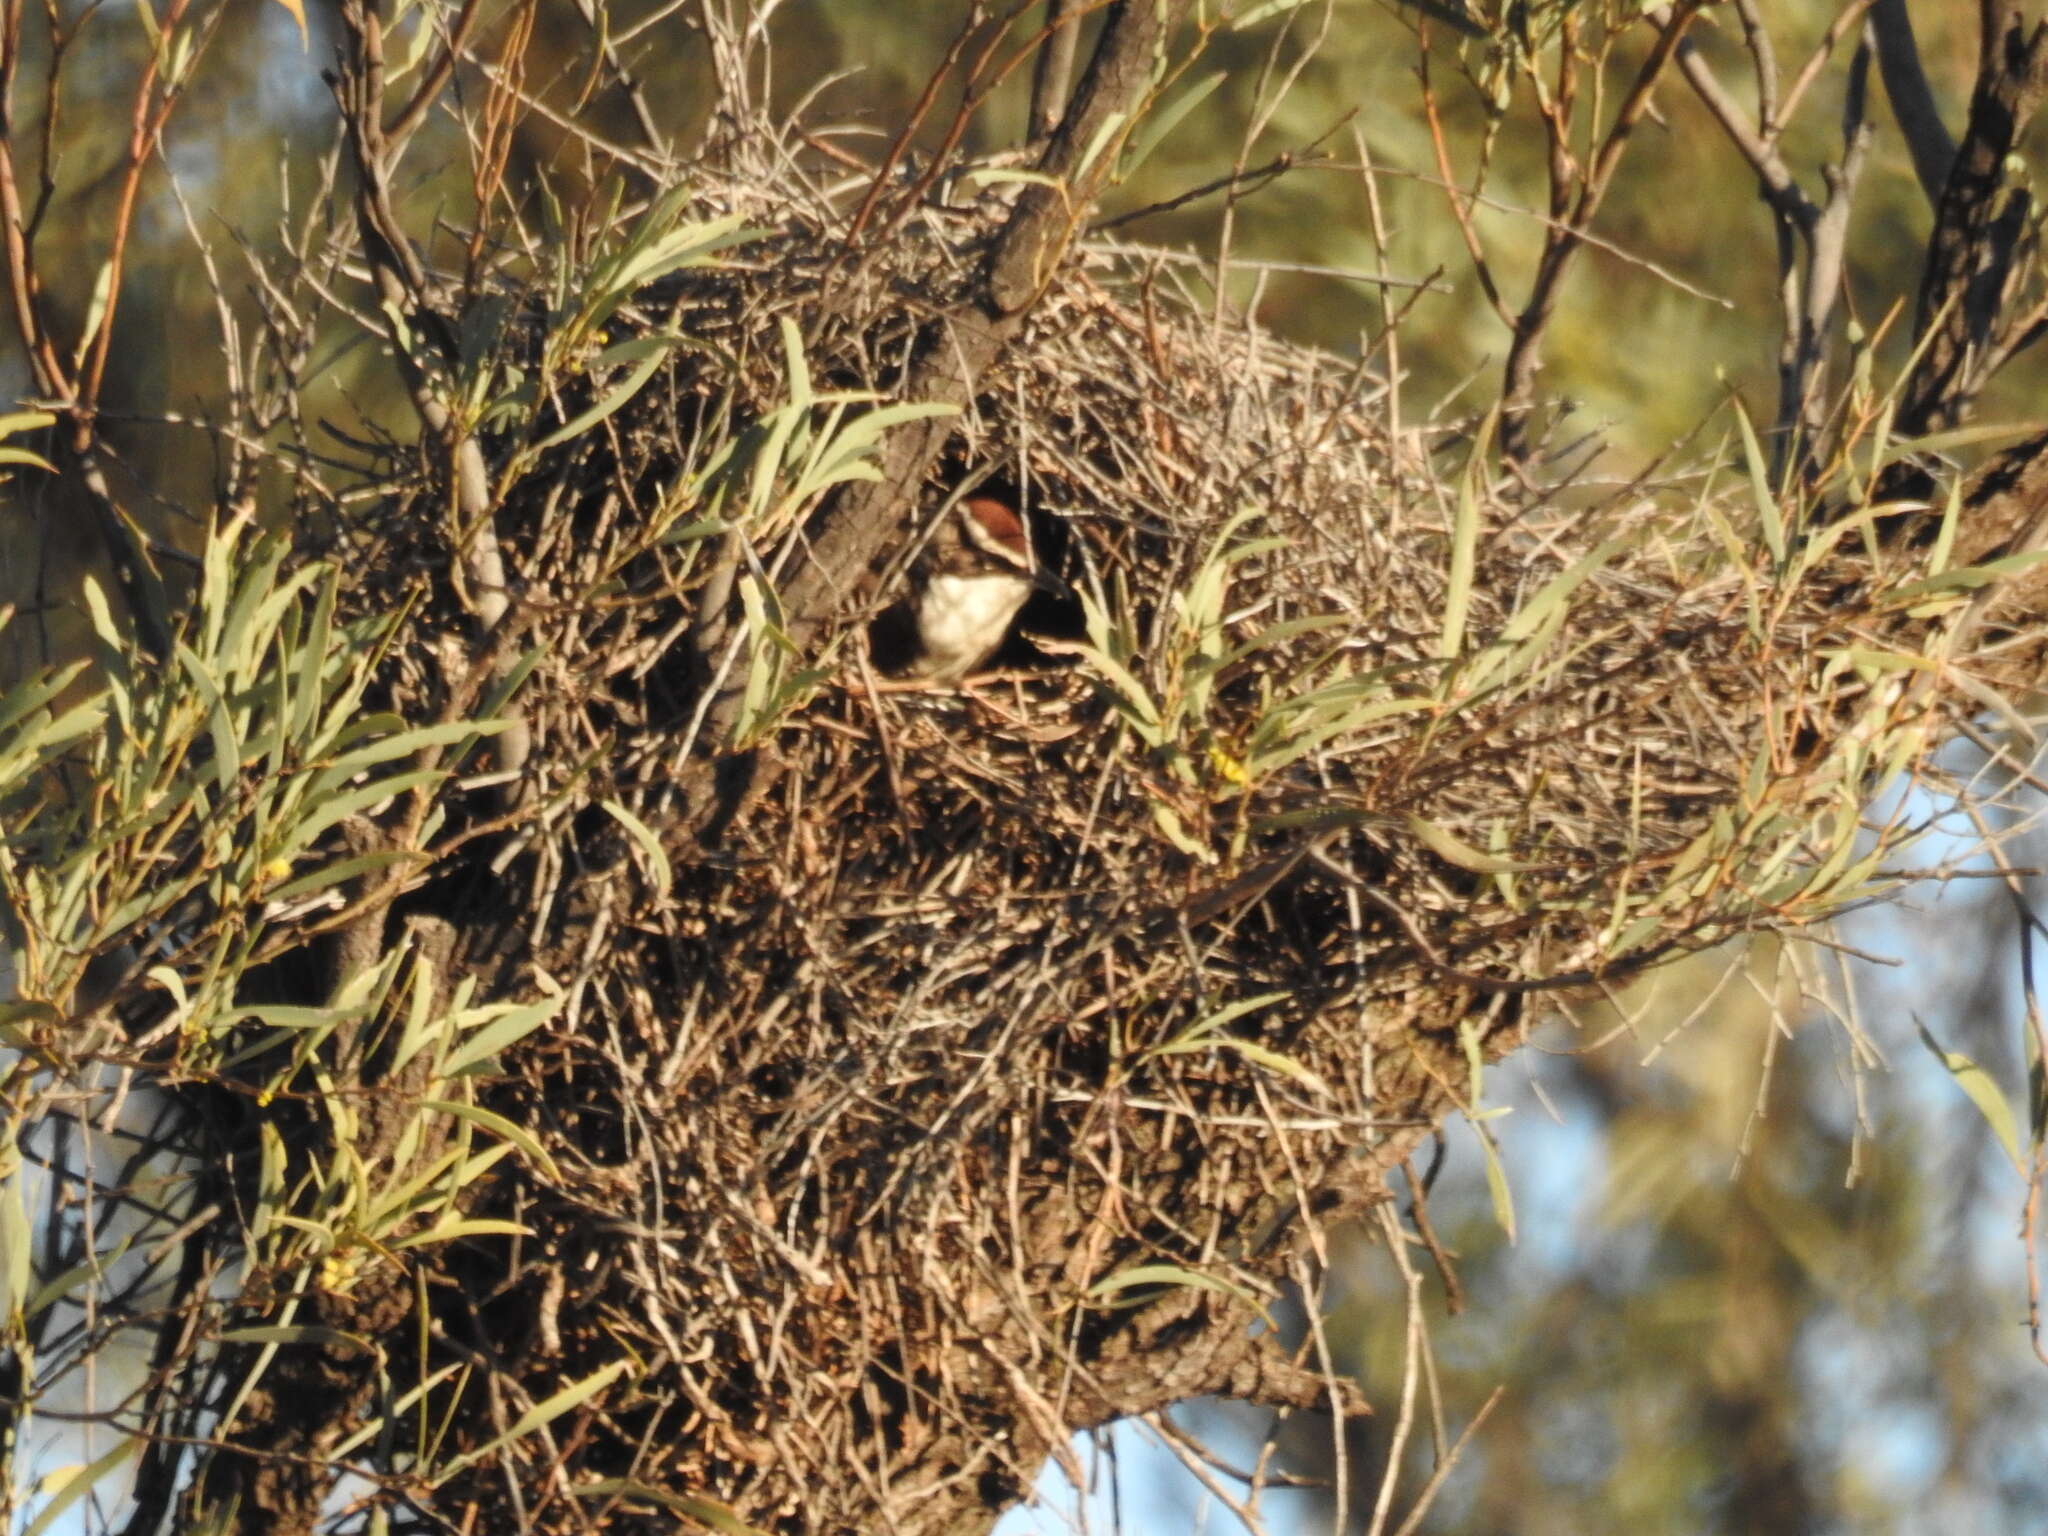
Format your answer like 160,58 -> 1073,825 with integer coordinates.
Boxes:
1028,0 -> 1082,140
1870,0 -> 1957,204
1780,26 -> 1877,458
1900,2 -> 2048,435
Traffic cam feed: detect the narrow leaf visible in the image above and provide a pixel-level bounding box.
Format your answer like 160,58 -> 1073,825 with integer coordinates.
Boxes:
24,1439 -> 141,1536
600,798 -> 673,896
1473,1119 -> 1517,1244
431,1359 -> 632,1484
1406,814 -> 1546,874
1732,397 -> 1785,566
418,1098 -> 562,1181
1917,1021 -> 2026,1175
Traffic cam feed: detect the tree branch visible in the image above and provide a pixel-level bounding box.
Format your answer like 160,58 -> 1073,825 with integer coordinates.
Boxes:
1900,1 -> 2048,435
1870,0 -> 1956,205
1029,0 -> 1082,140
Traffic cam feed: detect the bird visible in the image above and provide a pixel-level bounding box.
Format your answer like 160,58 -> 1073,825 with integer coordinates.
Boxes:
899,493 -> 1067,683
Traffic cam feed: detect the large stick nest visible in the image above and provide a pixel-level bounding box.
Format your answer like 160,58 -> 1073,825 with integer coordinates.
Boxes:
291,156 -> 1993,1534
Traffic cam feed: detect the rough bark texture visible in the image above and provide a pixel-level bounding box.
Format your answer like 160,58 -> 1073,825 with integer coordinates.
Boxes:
1900,3 -> 2048,434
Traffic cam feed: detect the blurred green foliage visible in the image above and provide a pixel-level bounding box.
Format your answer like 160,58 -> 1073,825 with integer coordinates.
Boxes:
1265,897 -> 2048,1534
790,2 -> 2002,449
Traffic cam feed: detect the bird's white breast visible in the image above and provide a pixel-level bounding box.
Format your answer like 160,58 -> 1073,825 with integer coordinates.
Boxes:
915,572 -> 1031,679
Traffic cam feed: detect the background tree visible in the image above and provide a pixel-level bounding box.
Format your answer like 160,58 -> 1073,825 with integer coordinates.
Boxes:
5,3 -> 2048,1535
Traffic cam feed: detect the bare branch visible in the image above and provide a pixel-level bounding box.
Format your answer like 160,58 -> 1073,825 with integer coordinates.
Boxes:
1870,0 -> 1957,204
1500,3 -> 1704,457
1029,0 -> 1082,140
1655,4 -> 1816,227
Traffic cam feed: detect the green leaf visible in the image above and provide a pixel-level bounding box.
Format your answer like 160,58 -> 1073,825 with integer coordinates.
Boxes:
801,401 -> 956,489
478,644 -> 546,723
218,1324 -> 372,1352
440,993 -> 565,1078
600,798 -> 672,896
317,718 -> 512,786
418,1099 -> 562,1182
1232,0 -> 1316,31
778,314 -> 813,413
572,1481 -> 775,1535
175,644 -> 241,794
389,947 -> 448,1078
80,570 -> 126,653
71,259 -> 115,373
23,1438 -> 142,1536
1406,814 -> 1545,874
1074,109 -> 1129,184
609,211 -> 753,298
1122,71 -> 1226,177
431,1359 -> 633,1484
1885,549 -> 2048,609
389,1217 -> 534,1250
1086,1263 -> 1273,1327
1437,411 -> 1490,661
217,533 -> 291,681
656,517 -> 729,546
265,849 -> 415,906
1149,991 -> 1291,1056
1732,397 -> 1785,566
1879,419 -> 2044,464
1214,612 -> 1348,673
325,1362 -> 465,1461
1495,534 -> 1633,649
283,768 -> 446,857
0,409 -> 56,438
0,1173 -> 31,1326
0,659 -> 88,739
1926,473 -> 1962,577
1073,643 -> 1162,739
26,1233 -> 135,1322
528,334 -> 680,454
291,567 -> 339,743
1472,1118 -> 1517,1244
1211,1038 -> 1332,1096
1917,1021 -> 2026,1175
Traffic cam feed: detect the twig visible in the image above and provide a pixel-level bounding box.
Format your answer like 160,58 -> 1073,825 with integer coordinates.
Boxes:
1386,1386 -> 1506,1536
1399,1154 -> 1464,1315
1500,3 -> 1704,457
1093,140 -> 1340,234
1418,40 -> 1513,331
1768,0 -> 1880,138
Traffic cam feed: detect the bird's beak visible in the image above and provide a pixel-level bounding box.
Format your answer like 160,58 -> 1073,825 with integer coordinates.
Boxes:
1032,565 -> 1073,600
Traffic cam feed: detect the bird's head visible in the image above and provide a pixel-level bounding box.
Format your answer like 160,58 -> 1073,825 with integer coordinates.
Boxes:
932,494 -> 1070,599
